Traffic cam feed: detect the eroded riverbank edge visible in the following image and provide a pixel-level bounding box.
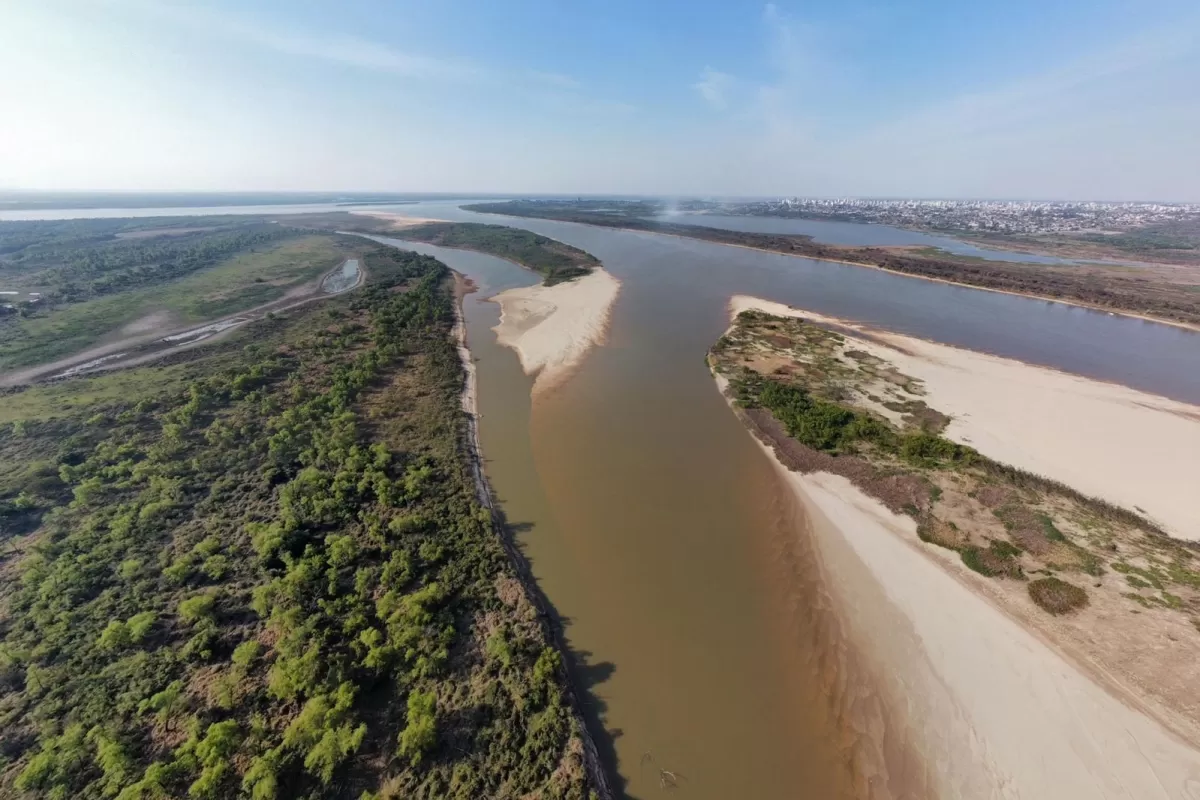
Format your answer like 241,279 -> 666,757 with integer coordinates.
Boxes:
452,271 -> 616,799
708,304 -> 1200,799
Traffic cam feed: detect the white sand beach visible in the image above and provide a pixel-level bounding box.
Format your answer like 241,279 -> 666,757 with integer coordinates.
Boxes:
491,268 -> 621,395
730,296 -> 1200,541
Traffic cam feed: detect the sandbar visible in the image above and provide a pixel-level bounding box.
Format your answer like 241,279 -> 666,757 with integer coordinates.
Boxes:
491,269 -> 621,396
712,321 -> 1200,797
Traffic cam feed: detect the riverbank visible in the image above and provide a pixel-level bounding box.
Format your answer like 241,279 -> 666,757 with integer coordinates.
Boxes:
491,267 -> 621,396
709,300 -> 1200,797
778,451 -> 1200,800
663,228 -> 1200,333
451,271 -> 615,799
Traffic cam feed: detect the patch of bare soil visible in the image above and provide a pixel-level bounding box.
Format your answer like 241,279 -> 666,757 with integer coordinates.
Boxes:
120,310 -> 174,335
114,226 -> 218,239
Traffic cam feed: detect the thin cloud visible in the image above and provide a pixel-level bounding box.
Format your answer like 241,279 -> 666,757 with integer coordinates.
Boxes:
852,21 -> 1200,151
106,0 -> 578,91
694,67 -> 736,110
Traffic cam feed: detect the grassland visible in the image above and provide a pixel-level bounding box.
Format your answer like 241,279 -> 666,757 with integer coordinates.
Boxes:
0,218 -> 366,373
0,240 -> 605,798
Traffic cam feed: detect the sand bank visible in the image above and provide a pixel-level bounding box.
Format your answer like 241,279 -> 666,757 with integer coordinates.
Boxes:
730,296 -> 1200,541
713,364 -> 1200,798
356,211 -> 449,228
791,463 -> 1200,799
491,269 -> 620,395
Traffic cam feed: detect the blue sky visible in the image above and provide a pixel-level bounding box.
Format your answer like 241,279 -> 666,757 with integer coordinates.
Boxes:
3,0 -> 1198,199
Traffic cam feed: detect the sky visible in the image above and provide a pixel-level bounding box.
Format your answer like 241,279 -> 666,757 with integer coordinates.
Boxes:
2,0 -> 1199,200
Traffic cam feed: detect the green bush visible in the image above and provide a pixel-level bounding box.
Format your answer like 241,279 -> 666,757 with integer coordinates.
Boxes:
398,690 -> 437,765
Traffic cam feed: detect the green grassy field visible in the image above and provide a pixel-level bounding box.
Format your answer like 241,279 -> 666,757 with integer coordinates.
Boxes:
0,235 -> 356,371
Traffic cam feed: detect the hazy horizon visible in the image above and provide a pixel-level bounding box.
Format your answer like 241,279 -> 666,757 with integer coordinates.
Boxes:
3,189 -> 1199,206
4,0 -> 1199,202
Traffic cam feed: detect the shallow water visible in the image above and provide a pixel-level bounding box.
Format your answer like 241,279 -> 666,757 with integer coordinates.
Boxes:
320,258 -> 361,293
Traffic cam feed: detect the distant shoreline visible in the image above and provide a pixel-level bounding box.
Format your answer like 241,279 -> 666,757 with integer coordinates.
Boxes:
465,205 -> 1200,333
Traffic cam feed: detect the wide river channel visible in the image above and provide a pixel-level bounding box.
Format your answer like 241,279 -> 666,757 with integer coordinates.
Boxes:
10,201 -> 1200,798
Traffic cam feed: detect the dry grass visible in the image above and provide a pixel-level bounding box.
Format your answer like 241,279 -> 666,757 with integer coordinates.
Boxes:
1028,577 -> 1089,615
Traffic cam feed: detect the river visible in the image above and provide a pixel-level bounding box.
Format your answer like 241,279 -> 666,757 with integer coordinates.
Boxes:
374,202 -> 1200,799
648,211 -> 1142,266
9,201 -> 1200,797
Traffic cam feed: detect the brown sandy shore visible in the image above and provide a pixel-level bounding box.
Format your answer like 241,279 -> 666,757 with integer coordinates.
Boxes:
711,300 -> 1200,799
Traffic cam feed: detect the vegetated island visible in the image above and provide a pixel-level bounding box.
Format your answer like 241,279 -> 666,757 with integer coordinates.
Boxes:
708,300 -> 1200,798
293,212 -> 599,286
0,225 -> 611,796
463,200 -> 1200,329
295,212 -> 622,396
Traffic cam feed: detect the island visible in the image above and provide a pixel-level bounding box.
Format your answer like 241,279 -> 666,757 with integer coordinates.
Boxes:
708,298 -> 1200,797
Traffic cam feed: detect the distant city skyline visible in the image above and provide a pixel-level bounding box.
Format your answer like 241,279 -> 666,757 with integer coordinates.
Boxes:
3,0 -> 1199,201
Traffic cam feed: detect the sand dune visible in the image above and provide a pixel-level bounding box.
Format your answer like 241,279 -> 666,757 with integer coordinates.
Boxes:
491,269 -> 621,395
730,295 -> 1200,541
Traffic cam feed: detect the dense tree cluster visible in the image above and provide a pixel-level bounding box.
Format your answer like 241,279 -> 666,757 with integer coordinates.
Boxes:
733,369 -> 976,468
0,247 -> 595,798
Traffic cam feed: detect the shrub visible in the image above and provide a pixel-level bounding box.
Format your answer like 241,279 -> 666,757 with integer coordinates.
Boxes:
98,620 -> 131,651
127,611 -> 157,643
960,540 -> 1023,579
1028,577 -> 1088,614
397,690 -> 437,765
178,593 -> 217,625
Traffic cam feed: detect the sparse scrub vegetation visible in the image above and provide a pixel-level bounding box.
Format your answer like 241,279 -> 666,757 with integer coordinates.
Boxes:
0,217 -> 362,371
